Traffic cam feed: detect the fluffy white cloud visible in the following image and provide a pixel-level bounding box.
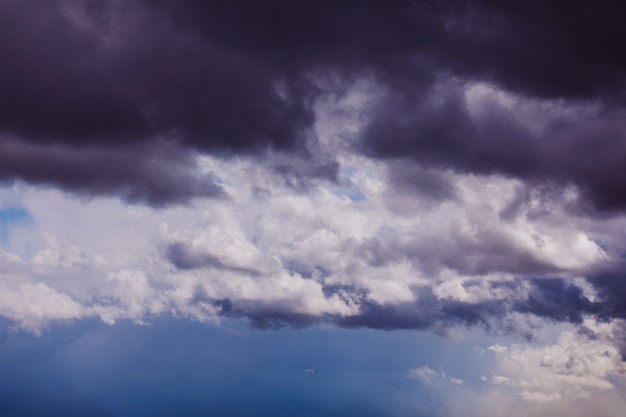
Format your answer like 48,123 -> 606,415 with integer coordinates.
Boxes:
408,365 -> 464,385
476,318 -> 626,408
0,283 -> 84,334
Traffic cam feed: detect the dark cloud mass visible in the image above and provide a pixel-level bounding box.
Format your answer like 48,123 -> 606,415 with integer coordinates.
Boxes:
0,138 -> 225,205
1,0 -> 626,207
2,0 -> 626,342
0,0 -> 313,151
359,84 -> 626,214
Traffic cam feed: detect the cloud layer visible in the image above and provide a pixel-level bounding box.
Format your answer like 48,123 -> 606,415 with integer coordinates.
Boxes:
2,0 -> 626,208
2,1 -> 626,411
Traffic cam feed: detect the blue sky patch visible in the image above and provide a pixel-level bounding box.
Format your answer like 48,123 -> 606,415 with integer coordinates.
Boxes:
0,206 -> 32,243
334,166 -> 365,201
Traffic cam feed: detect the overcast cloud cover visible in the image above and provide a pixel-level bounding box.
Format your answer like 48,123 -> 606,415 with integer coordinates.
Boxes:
2,0 -> 626,415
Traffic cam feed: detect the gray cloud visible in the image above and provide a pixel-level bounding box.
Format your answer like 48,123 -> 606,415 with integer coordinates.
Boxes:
0,138 -> 225,205
0,0 -> 314,152
181,277 -> 607,335
2,0 -> 626,212
359,85 -> 626,215
386,161 -> 458,202
167,242 -> 261,276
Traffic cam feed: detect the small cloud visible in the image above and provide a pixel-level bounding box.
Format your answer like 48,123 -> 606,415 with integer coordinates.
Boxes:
488,344 -> 508,355
408,366 -> 464,386
449,377 -> 464,385
491,375 -> 514,386
408,366 -> 439,384
304,369 -> 315,375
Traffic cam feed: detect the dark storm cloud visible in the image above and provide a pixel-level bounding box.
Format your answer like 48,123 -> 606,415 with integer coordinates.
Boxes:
0,0 -> 313,152
0,0 -> 315,202
156,0 -> 626,100
158,0 -> 626,213
0,138 -> 224,205
359,85 -> 626,214
3,0 -> 626,207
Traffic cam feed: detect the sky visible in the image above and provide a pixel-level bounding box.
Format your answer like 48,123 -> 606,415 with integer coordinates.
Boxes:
1,1 -> 626,415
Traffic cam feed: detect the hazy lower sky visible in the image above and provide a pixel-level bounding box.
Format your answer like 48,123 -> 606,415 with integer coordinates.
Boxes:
1,1 -> 626,415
